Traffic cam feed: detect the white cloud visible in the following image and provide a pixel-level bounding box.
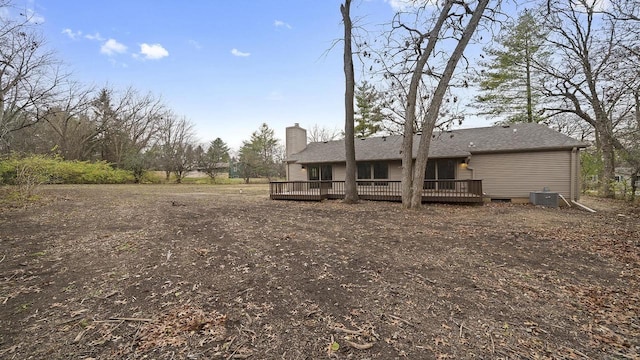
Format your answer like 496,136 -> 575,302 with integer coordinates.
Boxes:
63,29 -> 104,42
108,57 -> 128,68
267,91 -> 284,101
188,39 -> 202,50
385,0 -> 435,12
85,32 -> 104,41
231,48 -> 250,57
386,0 -> 412,11
62,28 -> 81,40
100,38 -> 127,56
139,43 -> 169,60
274,20 -> 292,29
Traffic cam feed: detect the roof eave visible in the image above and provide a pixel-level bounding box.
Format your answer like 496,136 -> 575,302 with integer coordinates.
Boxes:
289,154 -> 470,164
469,145 -> 589,155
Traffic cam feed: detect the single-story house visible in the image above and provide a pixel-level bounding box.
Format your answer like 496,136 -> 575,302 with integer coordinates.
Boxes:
271,123 -> 588,204
189,162 -> 231,179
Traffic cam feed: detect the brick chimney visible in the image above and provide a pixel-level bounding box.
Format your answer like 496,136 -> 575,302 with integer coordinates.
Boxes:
286,123 -> 307,157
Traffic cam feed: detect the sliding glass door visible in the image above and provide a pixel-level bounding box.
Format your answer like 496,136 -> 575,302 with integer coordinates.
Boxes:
424,159 -> 456,189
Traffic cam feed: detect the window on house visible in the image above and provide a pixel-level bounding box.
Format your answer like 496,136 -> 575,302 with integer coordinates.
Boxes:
357,162 -> 388,186
373,163 -> 388,186
308,164 -> 332,188
357,163 -> 371,180
320,165 -> 333,181
308,166 -> 319,181
424,159 -> 456,190
357,163 -> 372,186
373,163 -> 388,179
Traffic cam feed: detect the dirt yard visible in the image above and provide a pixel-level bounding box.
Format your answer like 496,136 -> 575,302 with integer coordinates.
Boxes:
0,184 -> 638,359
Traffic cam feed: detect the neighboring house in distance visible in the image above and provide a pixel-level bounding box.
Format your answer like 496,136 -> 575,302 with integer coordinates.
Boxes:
612,167 -> 640,196
274,123 -> 588,203
586,168 -> 640,189
189,162 -> 230,179
612,168 -> 639,187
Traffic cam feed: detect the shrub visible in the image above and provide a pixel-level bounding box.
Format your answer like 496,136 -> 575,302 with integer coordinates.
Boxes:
0,155 -> 51,201
0,155 -> 135,185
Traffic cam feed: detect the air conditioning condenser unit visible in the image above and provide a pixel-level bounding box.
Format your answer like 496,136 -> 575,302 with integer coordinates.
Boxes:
530,191 -> 558,208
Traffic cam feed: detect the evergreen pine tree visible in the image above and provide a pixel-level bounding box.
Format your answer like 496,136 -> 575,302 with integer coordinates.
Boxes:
473,10 -> 548,123
354,82 -> 386,137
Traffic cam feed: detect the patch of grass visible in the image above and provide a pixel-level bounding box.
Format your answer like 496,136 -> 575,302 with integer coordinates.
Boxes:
211,177 -> 247,185
0,190 -> 42,207
116,242 -> 136,252
181,177 -> 214,185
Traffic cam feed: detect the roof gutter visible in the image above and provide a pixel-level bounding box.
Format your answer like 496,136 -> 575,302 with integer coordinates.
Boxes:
469,145 -> 588,155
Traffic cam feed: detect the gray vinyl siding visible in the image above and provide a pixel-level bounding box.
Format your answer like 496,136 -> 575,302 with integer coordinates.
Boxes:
457,164 -> 473,180
333,164 -> 346,181
470,151 -> 572,199
388,160 -> 402,180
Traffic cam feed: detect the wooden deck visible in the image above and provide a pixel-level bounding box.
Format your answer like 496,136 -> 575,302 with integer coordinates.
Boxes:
270,180 -> 483,203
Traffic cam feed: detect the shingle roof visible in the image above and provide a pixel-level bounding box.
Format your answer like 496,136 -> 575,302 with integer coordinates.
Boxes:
289,123 -> 588,164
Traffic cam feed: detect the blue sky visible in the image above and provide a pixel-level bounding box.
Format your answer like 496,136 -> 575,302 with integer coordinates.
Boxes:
15,0 -> 499,150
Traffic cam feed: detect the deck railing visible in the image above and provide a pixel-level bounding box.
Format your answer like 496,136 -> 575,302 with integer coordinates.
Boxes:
270,179 -> 483,203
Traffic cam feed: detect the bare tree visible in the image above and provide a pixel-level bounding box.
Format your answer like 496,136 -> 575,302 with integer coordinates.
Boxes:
41,80 -> 97,160
381,78 -> 463,136
539,0 -> 638,197
155,113 -> 196,183
609,23 -> 640,199
92,86 -> 167,167
0,2 -> 65,151
307,124 -> 342,142
546,112 -> 594,142
370,0 -> 494,208
341,0 -> 359,204
408,0 -> 491,208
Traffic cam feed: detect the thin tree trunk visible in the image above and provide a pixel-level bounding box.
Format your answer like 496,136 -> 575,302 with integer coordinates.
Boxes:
631,171 -> 638,202
401,0 -> 455,209
409,0 -> 490,208
525,35 -> 533,123
341,0 -> 358,204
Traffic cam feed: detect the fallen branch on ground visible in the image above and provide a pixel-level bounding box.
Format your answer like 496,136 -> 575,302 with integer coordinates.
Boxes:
346,340 -> 374,350
331,326 -> 364,336
387,314 -> 415,327
95,317 -> 153,323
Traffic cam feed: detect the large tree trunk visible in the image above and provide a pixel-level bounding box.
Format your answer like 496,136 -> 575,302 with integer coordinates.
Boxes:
401,0 -> 455,209
597,121 -> 616,198
409,0 -> 490,209
341,0 -> 359,204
